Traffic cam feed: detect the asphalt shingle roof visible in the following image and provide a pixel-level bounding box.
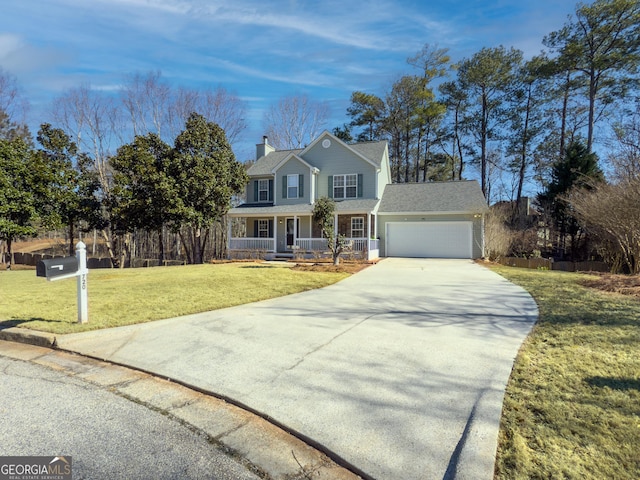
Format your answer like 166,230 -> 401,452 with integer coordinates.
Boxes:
246,139 -> 387,176
229,198 -> 381,217
378,181 -> 489,213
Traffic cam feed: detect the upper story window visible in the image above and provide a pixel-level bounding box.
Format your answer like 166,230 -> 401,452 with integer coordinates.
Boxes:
287,174 -> 299,199
333,174 -> 358,199
258,179 -> 270,202
282,174 -> 303,199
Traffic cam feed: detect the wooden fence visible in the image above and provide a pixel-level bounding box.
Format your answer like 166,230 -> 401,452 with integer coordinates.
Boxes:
2,252 -> 186,269
496,257 -> 610,273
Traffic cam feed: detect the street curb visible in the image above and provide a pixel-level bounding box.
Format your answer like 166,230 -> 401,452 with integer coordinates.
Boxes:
0,326 -> 56,348
0,333 -> 363,480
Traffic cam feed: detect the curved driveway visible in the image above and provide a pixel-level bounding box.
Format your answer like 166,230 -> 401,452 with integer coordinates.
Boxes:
57,258 -> 537,480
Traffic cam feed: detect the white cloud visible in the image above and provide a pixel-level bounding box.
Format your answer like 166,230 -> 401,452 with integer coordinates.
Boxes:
0,33 -> 69,74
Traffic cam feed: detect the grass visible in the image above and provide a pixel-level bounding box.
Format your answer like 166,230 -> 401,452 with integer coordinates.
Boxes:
0,263 -> 350,334
490,265 -> 640,480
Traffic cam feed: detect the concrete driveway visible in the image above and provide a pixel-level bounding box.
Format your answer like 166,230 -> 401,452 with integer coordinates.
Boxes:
57,258 -> 537,480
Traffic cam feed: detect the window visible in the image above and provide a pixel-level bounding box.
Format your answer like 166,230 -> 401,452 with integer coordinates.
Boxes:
258,179 -> 269,202
333,174 -> 358,199
287,174 -> 299,199
257,219 -> 269,238
351,217 -> 364,238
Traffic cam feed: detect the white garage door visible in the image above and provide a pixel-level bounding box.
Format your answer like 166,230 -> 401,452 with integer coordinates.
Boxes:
386,221 -> 473,258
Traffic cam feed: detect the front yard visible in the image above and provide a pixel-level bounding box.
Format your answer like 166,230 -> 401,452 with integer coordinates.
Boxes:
491,266 -> 640,479
0,262 -> 349,334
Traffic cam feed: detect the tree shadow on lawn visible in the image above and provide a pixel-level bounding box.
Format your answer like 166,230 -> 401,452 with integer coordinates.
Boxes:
0,318 -> 67,329
585,376 -> 640,392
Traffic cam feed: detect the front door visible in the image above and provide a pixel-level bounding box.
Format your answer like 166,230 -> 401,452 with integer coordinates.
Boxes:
286,218 -> 298,249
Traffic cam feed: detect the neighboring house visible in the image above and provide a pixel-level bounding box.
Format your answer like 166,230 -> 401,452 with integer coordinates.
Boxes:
228,131 -> 488,260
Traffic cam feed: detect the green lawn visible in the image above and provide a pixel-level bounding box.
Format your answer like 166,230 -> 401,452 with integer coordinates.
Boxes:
0,263 -> 349,334
490,266 -> 640,480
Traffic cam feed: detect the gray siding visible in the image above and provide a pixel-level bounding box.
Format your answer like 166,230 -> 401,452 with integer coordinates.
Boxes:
302,140 -> 378,200
275,159 -> 310,205
377,214 -> 484,258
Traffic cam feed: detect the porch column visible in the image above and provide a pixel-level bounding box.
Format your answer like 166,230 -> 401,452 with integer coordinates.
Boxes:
227,217 -> 233,259
481,213 -> 485,258
334,213 -> 338,235
294,215 -> 298,248
273,215 -> 277,252
367,212 -> 372,239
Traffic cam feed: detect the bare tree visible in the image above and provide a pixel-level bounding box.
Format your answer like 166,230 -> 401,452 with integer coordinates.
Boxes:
608,102 -> 640,181
263,94 -> 329,149
51,84 -> 120,192
569,177 -> 640,274
51,85 -> 122,266
121,70 -> 171,139
0,68 -> 28,124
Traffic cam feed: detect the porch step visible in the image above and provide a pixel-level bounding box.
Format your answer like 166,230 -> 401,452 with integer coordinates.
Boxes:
266,253 -> 295,261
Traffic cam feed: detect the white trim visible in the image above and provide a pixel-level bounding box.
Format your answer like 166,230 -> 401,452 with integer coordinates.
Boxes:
377,211 -> 481,216
287,173 -> 299,199
332,173 -> 358,199
271,153 -> 319,174
299,130 -> 380,169
351,216 -> 364,238
257,178 -> 270,202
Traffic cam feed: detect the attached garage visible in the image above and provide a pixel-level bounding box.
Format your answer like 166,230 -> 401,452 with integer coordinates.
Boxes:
377,181 -> 489,259
386,221 -> 473,258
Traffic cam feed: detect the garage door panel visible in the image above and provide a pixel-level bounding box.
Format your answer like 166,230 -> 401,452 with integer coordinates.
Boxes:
386,222 -> 472,258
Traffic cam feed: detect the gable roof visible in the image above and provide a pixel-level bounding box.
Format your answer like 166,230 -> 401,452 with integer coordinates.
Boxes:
378,181 -> 489,214
246,134 -> 388,176
271,153 -> 319,174
247,148 -> 303,176
299,131 -> 383,169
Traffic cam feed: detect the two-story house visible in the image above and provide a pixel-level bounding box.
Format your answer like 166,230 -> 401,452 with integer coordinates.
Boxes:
228,131 -> 488,260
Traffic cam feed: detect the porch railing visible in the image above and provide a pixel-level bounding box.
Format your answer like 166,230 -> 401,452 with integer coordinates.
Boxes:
296,237 -> 370,252
229,237 -> 376,253
295,238 -> 329,251
229,238 -> 275,251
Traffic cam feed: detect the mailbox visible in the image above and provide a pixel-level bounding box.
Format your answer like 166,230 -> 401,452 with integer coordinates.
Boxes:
36,256 -> 79,280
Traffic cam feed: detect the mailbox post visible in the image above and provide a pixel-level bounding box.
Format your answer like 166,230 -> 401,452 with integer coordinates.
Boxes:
76,242 -> 88,324
36,241 -> 89,324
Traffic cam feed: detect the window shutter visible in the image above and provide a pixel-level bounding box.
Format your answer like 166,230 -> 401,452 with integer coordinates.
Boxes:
268,220 -> 273,238
268,179 -> 273,201
357,174 -> 363,198
282,176 -> 287,198
299,174 -> 304,198
328,176 -> 333,198
253,181 -> 258,202
253,220 -> 258,237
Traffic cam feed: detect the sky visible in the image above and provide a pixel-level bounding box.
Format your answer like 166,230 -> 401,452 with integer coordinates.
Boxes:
1,0 -> 580,162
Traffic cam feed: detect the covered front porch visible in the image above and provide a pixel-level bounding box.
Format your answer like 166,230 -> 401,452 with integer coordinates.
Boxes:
228,204 -> 380,260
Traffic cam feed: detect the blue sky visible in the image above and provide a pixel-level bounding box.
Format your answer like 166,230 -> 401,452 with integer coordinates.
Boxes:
1,0 -> 579,161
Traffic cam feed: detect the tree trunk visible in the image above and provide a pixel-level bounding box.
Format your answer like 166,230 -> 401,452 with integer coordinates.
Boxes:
101,229 -> 119,268
559,71 -> 570,159
68,223 -> 75,256
158,226 -> 165,264
481,91 -> 488,197
7,238 -> 13,269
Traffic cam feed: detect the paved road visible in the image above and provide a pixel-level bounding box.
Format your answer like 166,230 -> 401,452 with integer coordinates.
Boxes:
57,258 -> 538,480
0,356 -> 260,480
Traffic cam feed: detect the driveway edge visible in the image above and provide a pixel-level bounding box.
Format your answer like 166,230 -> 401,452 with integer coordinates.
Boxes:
0,336 -> 362,480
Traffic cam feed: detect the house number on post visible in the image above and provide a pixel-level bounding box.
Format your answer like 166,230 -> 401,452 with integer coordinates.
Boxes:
36,241 -> 89,324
